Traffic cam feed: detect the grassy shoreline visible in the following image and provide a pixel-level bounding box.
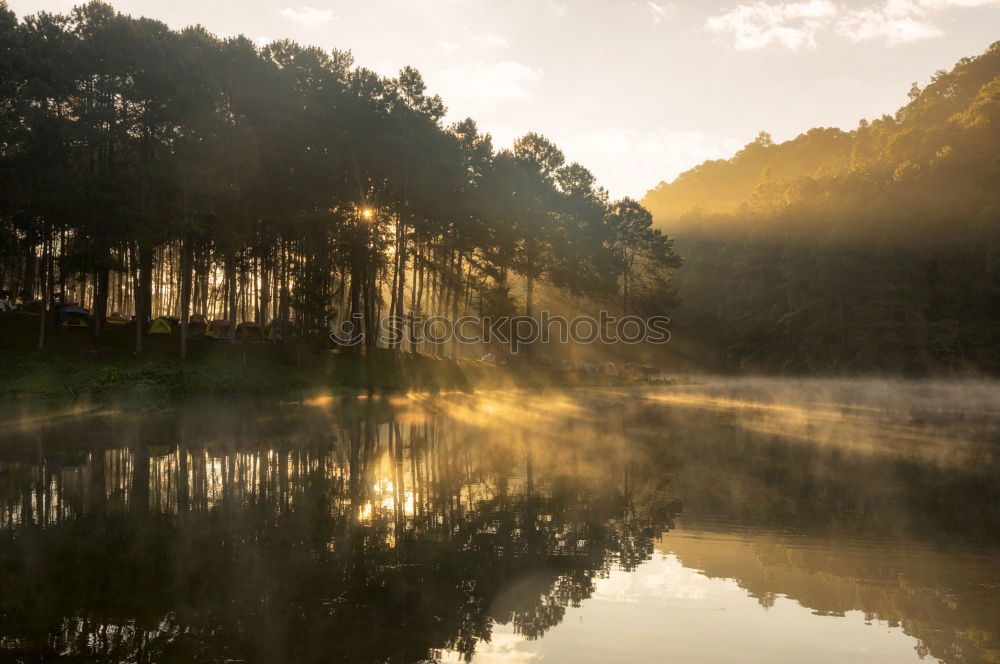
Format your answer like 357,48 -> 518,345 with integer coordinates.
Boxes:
0,313 -> 636,403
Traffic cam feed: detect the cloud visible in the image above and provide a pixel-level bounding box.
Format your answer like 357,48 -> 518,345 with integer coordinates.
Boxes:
706,0 -> 837,50
920,0 -> 1000,6
546,0 -> 570,17
429,61 -> 543,102
438,629 -> 540,663
838,0 -> 1000,44
837,7 -> 940,43
279,6 -> 336,27
481,33 -> 510,49
647,1 -> 670,23
706,0 -> 999,49
592,556 -> 711,602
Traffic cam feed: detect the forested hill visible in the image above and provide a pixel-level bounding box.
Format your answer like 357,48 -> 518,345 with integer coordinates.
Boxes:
642,41 -> 1000,228
645,42 -> 1000,375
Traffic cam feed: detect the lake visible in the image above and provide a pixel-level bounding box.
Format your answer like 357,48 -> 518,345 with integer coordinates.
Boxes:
1,379 -> 999,663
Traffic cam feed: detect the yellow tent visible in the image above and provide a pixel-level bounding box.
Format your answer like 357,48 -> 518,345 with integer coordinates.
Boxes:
149,317 -> 174,335
59,312 -> 89,327
58,305 -> 91,328
236,321 -> 263,342
188,314 -> 207,337
206,319 -> 232,339
106,312 -> 131,326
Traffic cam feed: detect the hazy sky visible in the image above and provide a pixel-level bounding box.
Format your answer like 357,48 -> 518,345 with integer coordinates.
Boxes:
7,0 -> 1000,198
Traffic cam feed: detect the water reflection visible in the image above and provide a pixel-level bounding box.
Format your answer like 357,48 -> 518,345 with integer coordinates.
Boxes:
0,381 -> 998,663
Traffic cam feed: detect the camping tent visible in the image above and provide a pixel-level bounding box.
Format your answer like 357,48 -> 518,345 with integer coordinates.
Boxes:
264,319 -> 294,341
599,361 -> 619,377
188,314 -> 208,337
206,320 -> 232,340
559,359 -> 574,372
149,316 -> 174,335
58,305 -> 91,328
264,320 -> 281,341
106,312 -> 130,326
581,362 -> 598,378
236,321 -> 263,342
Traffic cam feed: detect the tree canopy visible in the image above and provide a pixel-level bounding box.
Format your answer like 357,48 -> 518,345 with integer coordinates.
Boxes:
0,0 -> 679,359
642,42 -> 1000,374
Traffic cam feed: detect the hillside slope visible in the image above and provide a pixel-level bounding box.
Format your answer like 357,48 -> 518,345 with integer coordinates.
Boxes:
644,43 -> 1000,374
643,41 -> 1000,230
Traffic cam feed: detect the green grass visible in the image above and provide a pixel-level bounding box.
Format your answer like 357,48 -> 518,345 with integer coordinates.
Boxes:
0,312 -> 638,403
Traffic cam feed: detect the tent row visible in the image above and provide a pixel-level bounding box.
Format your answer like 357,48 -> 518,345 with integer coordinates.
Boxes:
52,304 -> 294,341
149,316 -> 294,341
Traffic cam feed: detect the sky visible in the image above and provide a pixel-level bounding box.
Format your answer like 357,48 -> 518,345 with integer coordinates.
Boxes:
6,0 -> 1000,199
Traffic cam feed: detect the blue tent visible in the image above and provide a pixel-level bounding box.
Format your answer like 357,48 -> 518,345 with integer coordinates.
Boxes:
58,305 -> 91,327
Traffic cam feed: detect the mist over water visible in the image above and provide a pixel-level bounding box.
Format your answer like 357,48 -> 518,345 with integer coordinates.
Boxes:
1,379 -> 998,663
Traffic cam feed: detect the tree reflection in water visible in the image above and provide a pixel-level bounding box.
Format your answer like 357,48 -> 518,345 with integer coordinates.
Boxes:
1,385 -> 999,663
0,393 -> 681,663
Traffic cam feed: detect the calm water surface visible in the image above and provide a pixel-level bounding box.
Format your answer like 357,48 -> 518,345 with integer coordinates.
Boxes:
1,379 -> 999,663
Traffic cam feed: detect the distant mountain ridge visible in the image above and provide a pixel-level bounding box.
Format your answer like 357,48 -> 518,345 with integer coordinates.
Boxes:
642,41 -> 1000,229
643,41 -> 1000,374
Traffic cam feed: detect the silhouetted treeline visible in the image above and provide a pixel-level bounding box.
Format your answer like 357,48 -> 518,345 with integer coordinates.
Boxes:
0,1 -> 679,356
645,43 -> 1000,374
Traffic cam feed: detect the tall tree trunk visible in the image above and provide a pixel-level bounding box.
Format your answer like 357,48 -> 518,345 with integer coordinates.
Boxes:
349,254 -> 363,351
388,222 -> 400,330
77,272 -> 87,308
179,235 -> 193,360
140,245 -> 153,327
260,249 -> 270,329
94,264 -> 109,337
133,247 -> 143,355
251,255 -> 259,326
227,250 -> 237,346
620,273 -> 629,362
409,243 -> 419,354
200,248 -> 209,318
37,228 -> 49,350
395,221 -> 407,353
280,240 -> 290,327
58,227 -> 66,306
22,245 -> 35,302
364,263 -> 377,355
451,253 -> 461,360
415,249 -> 425,353
526,273 -> 534,319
